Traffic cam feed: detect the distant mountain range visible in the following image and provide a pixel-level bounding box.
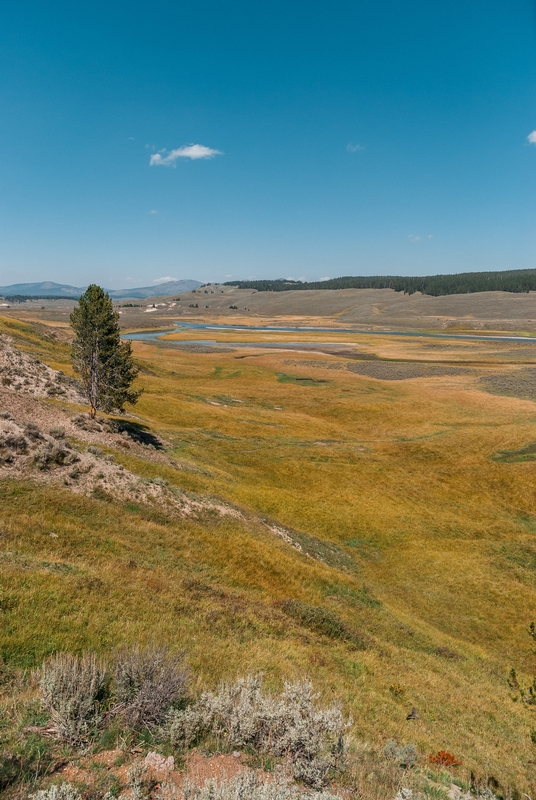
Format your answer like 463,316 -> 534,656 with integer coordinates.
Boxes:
0,280 -> 202,299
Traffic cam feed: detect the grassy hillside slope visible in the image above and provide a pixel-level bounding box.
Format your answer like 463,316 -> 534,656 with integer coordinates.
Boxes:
1,315 -> 536,796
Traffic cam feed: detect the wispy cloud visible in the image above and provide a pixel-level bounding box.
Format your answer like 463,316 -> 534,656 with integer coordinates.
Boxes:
225,273 -> 233,278
528,131 -> 536,145
150,144 -> 223,166
347,142 -> 365,152
148,209 -> 159,215
319,276 -> 331,281
409,234 -> 433,242
153,276 -> 176,284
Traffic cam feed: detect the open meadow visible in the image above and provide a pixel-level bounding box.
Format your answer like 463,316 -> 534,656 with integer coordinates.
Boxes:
2,310 -> 536,798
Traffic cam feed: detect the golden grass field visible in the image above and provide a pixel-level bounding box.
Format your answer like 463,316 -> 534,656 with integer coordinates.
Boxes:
2,311 -> 536,796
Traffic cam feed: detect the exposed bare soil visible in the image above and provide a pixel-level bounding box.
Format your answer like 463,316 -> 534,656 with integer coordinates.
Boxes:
0,334 -> 83,402
57,748 -> 262,799
0,340 -> 242,523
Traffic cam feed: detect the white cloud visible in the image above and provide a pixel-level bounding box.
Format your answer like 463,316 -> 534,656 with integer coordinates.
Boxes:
225,273 -> 233,278
150,144 -> 223,166
528,130 -> 536,145
319,276 -> 331,281
347,142 -> 365,152
153,276 -> 176,284
409,234 -> 433,242
148,209 -> 159,215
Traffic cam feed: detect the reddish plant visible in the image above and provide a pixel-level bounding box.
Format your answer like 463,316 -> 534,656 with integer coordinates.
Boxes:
429,751 -> 462,767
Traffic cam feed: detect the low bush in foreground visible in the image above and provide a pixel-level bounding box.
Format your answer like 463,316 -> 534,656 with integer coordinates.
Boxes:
184,772 -> 342,800
38,652 -> 108,743
37,646 -> 188,743
114,645 -> 188,729
164,673 -> 349,788
30,785 -> 82,800
3,647 -> 493,799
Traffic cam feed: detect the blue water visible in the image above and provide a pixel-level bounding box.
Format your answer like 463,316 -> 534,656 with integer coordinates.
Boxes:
123,321 -> 536,346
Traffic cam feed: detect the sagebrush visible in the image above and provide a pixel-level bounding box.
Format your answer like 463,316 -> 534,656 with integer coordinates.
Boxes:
114,645 -> 188,729
164,674 -> 349,788
30,782 -> 82,800
38,652 -> 107,743
184,772 -> 342,800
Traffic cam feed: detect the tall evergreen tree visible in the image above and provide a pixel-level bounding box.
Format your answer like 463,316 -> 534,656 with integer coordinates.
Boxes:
70,284 -> 141,418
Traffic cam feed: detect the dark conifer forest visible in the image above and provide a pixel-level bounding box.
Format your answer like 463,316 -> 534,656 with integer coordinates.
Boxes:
224,269 -> 536,296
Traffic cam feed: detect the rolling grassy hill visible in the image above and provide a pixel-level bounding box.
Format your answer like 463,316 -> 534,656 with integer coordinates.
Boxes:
1,313 -> 536,797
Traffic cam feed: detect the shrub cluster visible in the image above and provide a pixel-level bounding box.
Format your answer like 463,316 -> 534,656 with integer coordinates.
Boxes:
38,652 -> 107,743
32,441 -> 79,470
30,784 -> 83,800
383,741 -> 418,769
114,646 -> 188,729
31,775 -> 342,800
164,674 -> 349,788
184,772 -> 342,800
38,647 -> 188,744
35,653 -> 349,791
0,432 -> 28,455
24,422 -> 44,441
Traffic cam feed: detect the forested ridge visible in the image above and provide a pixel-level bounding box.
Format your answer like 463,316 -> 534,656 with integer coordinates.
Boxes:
224,269 -> 536,296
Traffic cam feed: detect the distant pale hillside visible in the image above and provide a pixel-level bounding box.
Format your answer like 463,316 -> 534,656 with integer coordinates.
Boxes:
144,285 -> 536,331
0,279 -> 202,299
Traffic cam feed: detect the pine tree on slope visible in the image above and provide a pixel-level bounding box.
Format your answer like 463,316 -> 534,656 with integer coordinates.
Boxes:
70,284 -> 141,418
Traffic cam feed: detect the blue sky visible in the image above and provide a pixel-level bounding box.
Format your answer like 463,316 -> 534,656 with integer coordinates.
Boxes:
1,0 -> 535,288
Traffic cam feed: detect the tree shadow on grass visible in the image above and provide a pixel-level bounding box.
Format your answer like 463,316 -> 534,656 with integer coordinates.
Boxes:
113,420 -> 165,450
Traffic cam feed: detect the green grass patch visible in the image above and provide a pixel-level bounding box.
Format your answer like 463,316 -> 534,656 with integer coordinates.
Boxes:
493,442 -> 536,462
276,373 -> 330,386
278,599 -> 368,648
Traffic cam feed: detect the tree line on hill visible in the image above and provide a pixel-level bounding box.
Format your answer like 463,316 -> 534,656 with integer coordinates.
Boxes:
224,269 -> 536,296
